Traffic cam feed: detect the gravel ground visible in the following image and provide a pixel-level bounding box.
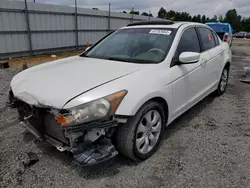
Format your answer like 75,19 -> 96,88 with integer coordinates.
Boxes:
1,42 -> 250,188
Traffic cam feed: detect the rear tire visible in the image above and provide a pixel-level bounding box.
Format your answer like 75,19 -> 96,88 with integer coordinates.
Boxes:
115,101 -> 165,161
230,41 -> 232,47
216,66 -> 229,96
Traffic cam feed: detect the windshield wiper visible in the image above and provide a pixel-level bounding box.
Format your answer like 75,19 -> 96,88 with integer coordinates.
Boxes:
79,53 -> 88,57
107,57 -> 155,64
107,57 -> 130,62
80,55 -> 155,64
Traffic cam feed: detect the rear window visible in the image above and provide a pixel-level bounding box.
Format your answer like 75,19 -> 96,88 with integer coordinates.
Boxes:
212,32 -> 219,45
197,27 -> 216,51
207,24 -> 229,33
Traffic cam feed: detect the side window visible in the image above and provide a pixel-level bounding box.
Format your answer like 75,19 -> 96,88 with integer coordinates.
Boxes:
212,32 -> 219,46
197,27 -> 216,51
176,27 -> 200,57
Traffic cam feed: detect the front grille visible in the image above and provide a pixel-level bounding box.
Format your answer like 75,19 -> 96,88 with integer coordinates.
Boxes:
17,101 -> 45,136
44,113 -> 69,144
17,100 -> 48,120
16,100 -> 69,145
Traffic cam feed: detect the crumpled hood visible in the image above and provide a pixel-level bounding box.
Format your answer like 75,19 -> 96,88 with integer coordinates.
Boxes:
11,56 -> 141,109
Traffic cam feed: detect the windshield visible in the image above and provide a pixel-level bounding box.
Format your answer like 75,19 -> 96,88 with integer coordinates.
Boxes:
207,24 -> 229,33
82,28 -> 176,64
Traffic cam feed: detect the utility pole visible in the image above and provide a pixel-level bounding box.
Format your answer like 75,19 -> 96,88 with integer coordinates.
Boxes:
108,3 -> 111,32
24,0 -> 33,55
75,0 -> 79,49
131,7 -> 134,23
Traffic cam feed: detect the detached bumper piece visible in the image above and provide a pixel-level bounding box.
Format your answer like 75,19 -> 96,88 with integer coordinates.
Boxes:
73,139 -> 118,167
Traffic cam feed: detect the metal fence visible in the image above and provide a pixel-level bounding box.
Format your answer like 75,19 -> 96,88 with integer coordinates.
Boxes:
0,0 -> 161,59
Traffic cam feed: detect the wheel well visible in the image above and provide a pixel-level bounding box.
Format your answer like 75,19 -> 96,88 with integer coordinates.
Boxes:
225,62 -> 230,70
147,97 -> 169,123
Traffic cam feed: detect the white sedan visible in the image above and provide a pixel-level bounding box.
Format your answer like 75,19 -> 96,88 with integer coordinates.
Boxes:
8,20 -> 232,166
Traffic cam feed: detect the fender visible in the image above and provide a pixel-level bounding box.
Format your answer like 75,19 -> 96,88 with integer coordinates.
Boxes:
115,83 -> 173,121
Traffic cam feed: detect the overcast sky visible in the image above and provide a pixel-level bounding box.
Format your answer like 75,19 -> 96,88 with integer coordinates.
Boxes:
30,0 -> 250,18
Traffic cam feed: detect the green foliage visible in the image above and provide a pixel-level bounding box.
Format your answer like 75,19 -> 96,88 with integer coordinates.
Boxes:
141,12 -> 149,16
242,17 -> 250,32
224,9 -> 243,31
158,7 -> 167,19
141,12 -> 154,17
124,7 -> 250,31
201,15 -> 206,23
130,10 -> 140,15
218,15 -> 223,22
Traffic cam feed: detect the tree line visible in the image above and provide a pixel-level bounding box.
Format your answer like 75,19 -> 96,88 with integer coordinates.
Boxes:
123,8 -> 250,32
157,8 -> 250,32
122,10 -> 153,17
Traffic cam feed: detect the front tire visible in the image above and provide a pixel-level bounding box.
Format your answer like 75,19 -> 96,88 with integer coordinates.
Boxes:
216,66 -> 229,96
115,101 -> 165,161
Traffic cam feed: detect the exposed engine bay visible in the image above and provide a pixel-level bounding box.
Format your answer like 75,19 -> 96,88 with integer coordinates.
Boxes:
7,90 -> 121,167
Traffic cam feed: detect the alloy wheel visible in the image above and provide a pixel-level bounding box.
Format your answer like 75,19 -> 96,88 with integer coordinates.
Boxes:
220,68 -> 228,92
136,110 -> 162,154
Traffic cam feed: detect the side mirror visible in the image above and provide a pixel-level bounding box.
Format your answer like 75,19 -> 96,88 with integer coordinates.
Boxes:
179,52 -> 200,64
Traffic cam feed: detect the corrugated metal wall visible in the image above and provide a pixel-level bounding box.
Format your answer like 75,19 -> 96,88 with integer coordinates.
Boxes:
0,0 -> 161,59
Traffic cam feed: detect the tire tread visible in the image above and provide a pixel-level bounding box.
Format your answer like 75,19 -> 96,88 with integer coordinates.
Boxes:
115,101 -> 165,161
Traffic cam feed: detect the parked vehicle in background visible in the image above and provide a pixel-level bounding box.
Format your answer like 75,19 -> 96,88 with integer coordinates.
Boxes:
205,22 -> 233,47
246,32 -> 250,39
7,20 -> 232,167
234,31 -> 248,38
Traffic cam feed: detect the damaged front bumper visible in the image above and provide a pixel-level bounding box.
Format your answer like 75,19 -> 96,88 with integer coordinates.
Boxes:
8,92 -> 119,167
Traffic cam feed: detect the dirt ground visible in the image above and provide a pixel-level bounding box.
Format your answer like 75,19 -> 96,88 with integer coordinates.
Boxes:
232,38 -> 250,56
1,39 -> 250,188
0,50 -> 83,69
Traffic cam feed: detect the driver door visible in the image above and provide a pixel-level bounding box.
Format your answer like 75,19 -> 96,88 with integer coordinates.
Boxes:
170,27 -> 211,119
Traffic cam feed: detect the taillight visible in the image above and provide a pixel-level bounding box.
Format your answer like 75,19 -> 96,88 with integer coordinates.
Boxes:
223,34 -> 229,42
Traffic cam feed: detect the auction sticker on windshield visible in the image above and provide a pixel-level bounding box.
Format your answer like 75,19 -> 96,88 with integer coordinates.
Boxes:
149,29 -> 172,35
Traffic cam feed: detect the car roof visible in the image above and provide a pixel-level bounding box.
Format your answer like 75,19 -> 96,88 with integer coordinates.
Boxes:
205,22 -> 230,26
205,22 -> 233,33
121,20 -> 206,29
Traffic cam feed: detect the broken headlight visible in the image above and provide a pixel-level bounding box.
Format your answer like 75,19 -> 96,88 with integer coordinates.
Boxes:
55,90 -> 127,126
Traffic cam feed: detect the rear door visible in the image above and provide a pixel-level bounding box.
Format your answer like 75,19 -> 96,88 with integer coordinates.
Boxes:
197,27 -> 223,92
211,31 -> 224,79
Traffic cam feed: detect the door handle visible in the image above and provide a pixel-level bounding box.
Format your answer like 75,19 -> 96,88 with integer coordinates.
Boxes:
220,48 -> 224,56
